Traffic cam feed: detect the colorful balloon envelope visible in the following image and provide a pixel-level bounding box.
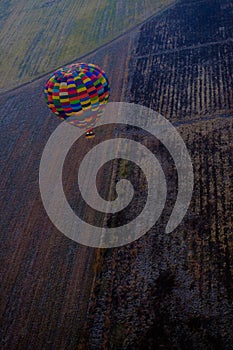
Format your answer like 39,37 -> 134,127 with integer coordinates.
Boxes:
44,63 -> 110,130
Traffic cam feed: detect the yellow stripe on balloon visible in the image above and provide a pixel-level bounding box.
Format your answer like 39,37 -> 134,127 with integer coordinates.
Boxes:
77,87 -> 87,93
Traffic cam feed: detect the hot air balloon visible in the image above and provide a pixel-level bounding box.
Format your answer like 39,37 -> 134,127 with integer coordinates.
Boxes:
44,63 -> 110,138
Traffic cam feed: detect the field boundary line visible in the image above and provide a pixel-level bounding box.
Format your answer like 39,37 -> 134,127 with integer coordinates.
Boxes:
134,37 -> 233,60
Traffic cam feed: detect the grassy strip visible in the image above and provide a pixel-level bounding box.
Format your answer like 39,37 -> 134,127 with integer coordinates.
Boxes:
0,0 -> 174,91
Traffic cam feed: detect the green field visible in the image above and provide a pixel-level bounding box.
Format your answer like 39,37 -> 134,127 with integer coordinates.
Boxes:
0,0 -> 174,91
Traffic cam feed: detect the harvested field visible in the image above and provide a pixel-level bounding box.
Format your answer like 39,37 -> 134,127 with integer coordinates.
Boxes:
82,118 -> 233,349
128,0 -> 233,121
0,0 -> 233,349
